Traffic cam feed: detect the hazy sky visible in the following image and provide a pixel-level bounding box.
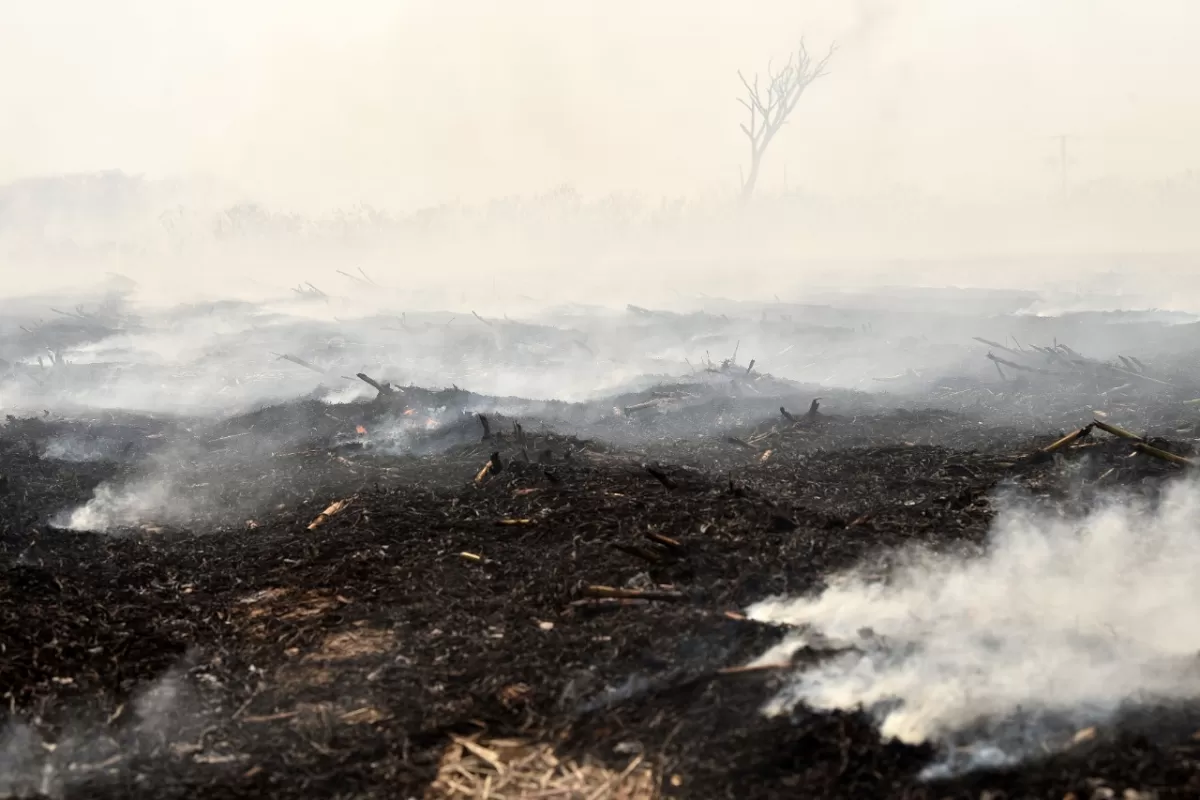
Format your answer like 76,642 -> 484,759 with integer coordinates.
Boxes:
2,0 -> 1199,211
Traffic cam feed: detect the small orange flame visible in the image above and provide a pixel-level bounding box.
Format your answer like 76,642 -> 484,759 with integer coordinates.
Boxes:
403,408 -> 416,416
424,417 -> 438,429
356,425 -> 367,435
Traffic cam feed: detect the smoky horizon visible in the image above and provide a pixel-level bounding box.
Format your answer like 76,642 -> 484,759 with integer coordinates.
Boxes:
3,0 -> 1200,309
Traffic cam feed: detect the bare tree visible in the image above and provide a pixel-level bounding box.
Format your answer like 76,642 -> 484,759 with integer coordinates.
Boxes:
737,40 -> 835,200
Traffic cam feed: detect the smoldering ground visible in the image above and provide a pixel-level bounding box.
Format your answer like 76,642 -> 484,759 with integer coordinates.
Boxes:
6,272 -> 1197,537
0,660 -> 214,800
8,287 -> 1200,798
749,471 -> 1200,778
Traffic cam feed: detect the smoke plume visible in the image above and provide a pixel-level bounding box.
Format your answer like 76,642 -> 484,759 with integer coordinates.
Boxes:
748,475 -> 1200,775
0,666 -> 199,799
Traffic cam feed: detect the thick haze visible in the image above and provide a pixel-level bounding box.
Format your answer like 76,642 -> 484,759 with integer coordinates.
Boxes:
3,0 -> 1199,207
4,0 -> 1200,302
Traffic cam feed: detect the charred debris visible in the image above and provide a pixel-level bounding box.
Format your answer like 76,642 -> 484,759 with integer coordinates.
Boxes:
4,297 -> 1200,798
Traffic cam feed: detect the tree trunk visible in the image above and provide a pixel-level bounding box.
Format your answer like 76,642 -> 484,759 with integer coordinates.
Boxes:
741,151 -> 762,201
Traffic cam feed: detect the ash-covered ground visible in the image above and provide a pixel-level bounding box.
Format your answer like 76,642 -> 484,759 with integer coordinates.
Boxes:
4,279 -> 1200,799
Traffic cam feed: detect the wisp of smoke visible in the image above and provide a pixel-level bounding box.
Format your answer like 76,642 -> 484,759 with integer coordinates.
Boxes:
53,476 -> 181,533
42,434 -> 114,463
0,666 -> 196,799
748,476 -> 1200,776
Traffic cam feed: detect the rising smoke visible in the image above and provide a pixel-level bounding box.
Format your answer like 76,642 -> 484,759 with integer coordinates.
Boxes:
0,664 -> 202,798
748,475 -> 1200,776
41,434 -> 116,463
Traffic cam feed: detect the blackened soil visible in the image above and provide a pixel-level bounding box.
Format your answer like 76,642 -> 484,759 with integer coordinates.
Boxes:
3,400 -> 1199,799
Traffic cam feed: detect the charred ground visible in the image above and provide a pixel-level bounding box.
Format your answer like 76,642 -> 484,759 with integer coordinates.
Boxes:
4,296 -> 1200,799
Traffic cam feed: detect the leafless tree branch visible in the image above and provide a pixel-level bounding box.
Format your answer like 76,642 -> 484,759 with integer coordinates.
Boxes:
737,39 -> 836,200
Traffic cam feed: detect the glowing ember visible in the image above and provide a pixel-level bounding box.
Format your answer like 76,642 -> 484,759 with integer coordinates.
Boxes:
356,425 -> 367,435
403,408 -> 416,416
424,418 -> 438,429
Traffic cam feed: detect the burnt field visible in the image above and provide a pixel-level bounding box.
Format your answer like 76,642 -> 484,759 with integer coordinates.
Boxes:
4,288 -> 1200,799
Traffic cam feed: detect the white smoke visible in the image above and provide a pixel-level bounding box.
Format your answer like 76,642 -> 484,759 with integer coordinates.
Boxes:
319,383 -> 374,405
748,475 -> 1200,774
0,667 -> 196,799
42,434 -> 113,463
53,476 -> 182,533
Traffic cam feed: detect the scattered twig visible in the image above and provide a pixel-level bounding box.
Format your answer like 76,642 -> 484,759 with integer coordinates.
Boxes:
356,372 -> 396,395
307,498 -> 353,530
623,400 -> 660,415
973,337 -> 1025,357
1092,418 -> 1144,442
1040,424 -> 1094,455
1134,442 -> 1196,468
1104,363 -> 1172,387
582,585 -> 685,602
644,531 -> 685,552
275,353 -> 324,374
336,269 -> 369,286
986,352 -> 1056,375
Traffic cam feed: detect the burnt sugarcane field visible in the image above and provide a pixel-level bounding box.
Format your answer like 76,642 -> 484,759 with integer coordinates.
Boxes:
7,7 -> 1200,796
5,281 -> 1200,799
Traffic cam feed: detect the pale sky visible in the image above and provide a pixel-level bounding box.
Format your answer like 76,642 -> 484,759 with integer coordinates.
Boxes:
2,0 -> 1199,211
